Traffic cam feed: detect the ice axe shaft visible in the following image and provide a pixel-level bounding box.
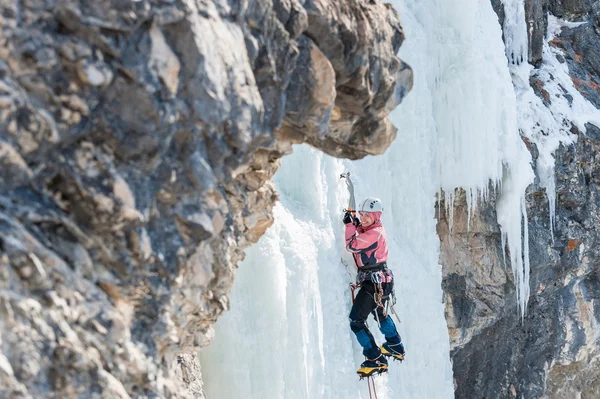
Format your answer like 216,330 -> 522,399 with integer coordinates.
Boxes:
391,304 -> 401,324
340,172 -> 356,215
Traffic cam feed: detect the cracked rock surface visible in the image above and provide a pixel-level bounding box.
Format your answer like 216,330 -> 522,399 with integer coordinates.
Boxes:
0,0 -> 411,397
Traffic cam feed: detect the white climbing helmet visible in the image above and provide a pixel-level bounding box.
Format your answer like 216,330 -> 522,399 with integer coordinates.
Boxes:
359,197 -> 383,213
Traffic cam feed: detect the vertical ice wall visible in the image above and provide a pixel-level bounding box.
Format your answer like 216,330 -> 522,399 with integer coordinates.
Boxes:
408,0 -> 536,318
199,0 -> 546,397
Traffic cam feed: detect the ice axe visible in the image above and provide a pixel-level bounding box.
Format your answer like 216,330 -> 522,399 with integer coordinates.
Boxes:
340,172 -> 356,216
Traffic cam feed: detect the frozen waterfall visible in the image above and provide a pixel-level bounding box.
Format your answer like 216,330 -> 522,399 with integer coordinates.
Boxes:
199,0 -> 540,397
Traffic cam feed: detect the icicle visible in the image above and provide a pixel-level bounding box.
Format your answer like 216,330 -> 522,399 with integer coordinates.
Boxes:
501,230 -> 508,269
522,195 -> 531,318
450,191 -> 454,233
438,187 -> 443,223
466,188 -> 472,232
500,0 -> 528,65
497,159 -> 534,318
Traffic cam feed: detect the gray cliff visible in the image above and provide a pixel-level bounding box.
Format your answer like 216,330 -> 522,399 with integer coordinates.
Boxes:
0,0 -> 412,397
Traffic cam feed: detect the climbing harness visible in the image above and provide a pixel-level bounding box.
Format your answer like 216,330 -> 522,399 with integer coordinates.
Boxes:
356,264 -> 391,284
356,265 -> 394,324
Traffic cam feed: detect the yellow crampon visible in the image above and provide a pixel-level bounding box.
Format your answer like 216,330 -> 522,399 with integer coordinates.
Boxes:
357,364 -> 388,379
380,345 -> 405,361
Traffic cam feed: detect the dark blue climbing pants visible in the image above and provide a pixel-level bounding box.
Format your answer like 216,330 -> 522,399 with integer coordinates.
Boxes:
349,281 -> 401,359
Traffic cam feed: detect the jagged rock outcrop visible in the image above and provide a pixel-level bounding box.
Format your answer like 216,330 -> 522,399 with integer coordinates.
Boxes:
442,136 -> 600,399
441,1 -> 600,398
0,0 -> 412,398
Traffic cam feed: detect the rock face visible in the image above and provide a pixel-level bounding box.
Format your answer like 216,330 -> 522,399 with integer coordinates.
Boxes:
0,0 -> 411,398
443,138 -> 600,399
441,1 -> 600,398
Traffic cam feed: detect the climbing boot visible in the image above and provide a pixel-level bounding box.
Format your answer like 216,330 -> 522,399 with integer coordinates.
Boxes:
357,354 -> 388,378
380,342 -> 405,361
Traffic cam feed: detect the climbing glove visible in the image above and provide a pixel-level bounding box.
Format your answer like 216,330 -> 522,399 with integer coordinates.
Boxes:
343,212 -> 353,224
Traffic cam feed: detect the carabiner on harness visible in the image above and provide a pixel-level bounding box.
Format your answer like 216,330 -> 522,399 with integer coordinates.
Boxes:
370,271 -> 384,284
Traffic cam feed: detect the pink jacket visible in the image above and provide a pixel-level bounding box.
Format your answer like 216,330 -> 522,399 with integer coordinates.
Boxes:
345,219 -> 388,268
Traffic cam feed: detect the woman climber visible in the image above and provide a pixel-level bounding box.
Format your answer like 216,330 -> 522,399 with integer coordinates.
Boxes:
343,197 -> 406,378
